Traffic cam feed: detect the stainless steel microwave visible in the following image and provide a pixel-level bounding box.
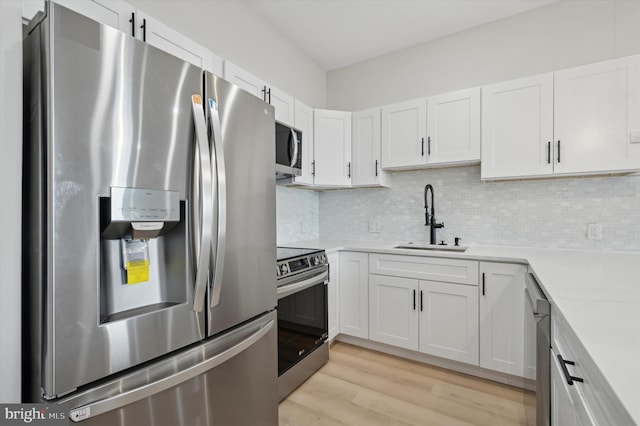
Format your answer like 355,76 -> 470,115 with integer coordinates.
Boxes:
275,122 -> 302,178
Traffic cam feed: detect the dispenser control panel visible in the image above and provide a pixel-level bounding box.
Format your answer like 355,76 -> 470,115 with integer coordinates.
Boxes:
110,187 -> 180,222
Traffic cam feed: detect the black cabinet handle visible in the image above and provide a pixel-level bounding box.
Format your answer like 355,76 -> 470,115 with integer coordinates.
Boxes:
547,141 -> 551,164
129,12 -> 136,37
557,140 -> 561,163
267,88 -> 271,104
140,18 -> 147,42
420,290 -> 423,311
482,272 -> 485,296
421,138 -> 425,156
311,160 -> 316,177
413,289 -> 416,310
347,162 -> 351,178
428,136 -> 431,155
375,160 -> 378,177
557,354 -> 584,386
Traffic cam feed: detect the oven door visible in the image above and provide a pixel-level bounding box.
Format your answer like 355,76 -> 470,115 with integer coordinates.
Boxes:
276,267 -> 328,376
275,122 -> 302,177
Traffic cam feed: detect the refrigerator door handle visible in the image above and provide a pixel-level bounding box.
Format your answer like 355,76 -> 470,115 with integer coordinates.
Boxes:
289,128 -> 299,167
208,98 -> 227,308
191,95 -> 213,312
68,319 -> 275,422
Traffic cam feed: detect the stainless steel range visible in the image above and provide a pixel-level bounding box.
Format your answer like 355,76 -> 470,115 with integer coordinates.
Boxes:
276,247 -> 329,401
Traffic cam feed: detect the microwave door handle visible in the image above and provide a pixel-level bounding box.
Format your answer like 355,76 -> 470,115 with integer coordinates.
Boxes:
208,98 -> 227,308
190,95 -> 213,312
290,128 -> 299,168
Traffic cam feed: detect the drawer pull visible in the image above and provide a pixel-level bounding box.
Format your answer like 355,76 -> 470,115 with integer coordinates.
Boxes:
557,354 -> 584,386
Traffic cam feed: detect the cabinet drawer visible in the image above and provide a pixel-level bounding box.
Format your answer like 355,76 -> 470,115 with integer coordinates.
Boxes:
369,254 -> 478,285
551,306 -> 633,425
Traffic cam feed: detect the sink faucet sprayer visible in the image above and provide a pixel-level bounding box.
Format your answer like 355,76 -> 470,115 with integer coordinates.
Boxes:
424,184 -> 444,245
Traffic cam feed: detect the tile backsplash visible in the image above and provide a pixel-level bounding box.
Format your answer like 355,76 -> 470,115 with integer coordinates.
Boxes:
276,185 -> 320,244
277,166 -> 640,251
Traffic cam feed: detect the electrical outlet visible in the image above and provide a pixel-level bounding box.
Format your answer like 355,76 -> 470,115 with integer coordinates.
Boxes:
369,221 -> 382,233
587,223 -> 602,240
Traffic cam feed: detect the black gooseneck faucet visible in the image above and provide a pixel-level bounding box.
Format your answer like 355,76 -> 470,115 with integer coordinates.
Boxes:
424,184 -> 444,245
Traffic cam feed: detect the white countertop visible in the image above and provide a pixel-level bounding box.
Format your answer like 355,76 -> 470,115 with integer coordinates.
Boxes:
281,239 -> 640,424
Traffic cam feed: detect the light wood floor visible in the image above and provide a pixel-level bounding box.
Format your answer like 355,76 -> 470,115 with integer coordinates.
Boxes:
279,342 -> 536,426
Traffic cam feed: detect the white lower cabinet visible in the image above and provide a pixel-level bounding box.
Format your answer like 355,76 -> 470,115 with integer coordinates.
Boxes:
479,262 -> 530,377
369,274 -> 479,363
338,252 -> 369,339
368,254 -> 479,365
550,348 -> 589,426
327,252 -> 340,341
418,280 -> 479,365
369,275 -> 418,350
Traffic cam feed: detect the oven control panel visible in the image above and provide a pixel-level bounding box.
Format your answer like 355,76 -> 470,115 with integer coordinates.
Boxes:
276,252 -> 327,279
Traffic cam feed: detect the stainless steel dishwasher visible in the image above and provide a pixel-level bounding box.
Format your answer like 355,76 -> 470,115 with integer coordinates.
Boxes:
525,272 -> 551,426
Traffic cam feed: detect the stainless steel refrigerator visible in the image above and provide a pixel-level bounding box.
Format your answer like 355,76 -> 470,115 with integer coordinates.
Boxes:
22,3 -> 277,424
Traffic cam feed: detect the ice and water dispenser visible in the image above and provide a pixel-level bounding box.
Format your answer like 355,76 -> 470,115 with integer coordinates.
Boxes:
99,187 -> 188,323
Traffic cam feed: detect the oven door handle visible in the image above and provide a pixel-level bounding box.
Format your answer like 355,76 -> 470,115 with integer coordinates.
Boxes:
277,270 -> 328,299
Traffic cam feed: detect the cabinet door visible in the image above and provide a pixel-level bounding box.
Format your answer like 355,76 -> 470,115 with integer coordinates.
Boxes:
352,108 -> 389,187
314,109 -> 352,186
381,99 -> 427,169
479,263 -> 527,377
270,86 -> 295,127
53,0 -> 134,33
418,281 -> 479,365
524,283 -> 537,380
551,349 -> 584,426
224,61 -> 266,100
327,253 -> 340,341
554,54 -> 640,175
481,74 -> 554,180
293,101 -> 315,185
427,87 -> 480,165
338,252 -> 368,339
369,275 -> 418,350
136,11 -> 223,75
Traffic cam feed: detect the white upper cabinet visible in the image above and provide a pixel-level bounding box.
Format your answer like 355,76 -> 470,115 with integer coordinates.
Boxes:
40,1 -> 223,76
427,87 -> 481,164
224,62 -> 265,98
293,101 -> 315,185
481,73 -> 554,179
482,55 -> 640,180
352,108 -> 389,187
224,61 -> 295,126
381,99 -> 427,169
313,109 -> 352,187
52,0 -> 134,32
136,11 -> 223,76
553,55 -> 640,175
381,89 -> 481,170
269,86 -> 295,127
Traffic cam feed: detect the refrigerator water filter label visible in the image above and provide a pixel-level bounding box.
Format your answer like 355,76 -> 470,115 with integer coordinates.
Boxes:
125,259 -> 150,285
121,239 -> 150,285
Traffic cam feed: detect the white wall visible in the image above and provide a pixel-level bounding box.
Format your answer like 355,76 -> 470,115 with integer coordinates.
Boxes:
327,0 -> 640,110
0,0 -> 22,403
128,0 -> 326,108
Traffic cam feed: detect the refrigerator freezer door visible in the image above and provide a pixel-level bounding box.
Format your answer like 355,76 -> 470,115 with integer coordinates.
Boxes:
59,311 -> 278,426
23,4 -> 206,399
204,74 -> 277,336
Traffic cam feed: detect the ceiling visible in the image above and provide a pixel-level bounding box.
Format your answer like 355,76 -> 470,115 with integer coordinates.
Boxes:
242,0 -> 558,71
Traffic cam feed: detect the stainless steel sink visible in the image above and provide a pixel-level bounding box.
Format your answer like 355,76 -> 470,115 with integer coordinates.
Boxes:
393,242 -> 467,252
